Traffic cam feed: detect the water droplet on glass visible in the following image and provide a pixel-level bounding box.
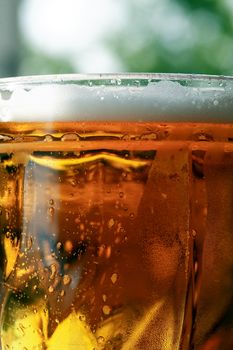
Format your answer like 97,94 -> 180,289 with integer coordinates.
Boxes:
108,218 -> 115,228
161,193 -> 167,199
60,290 -> 65,297
79,314 -> 86,322
97,336 -> 105,345
119,192 -> 124,198
213,99 -> 219,106
102,294 -> 107,302
0,134 -> 13,142
192,229 -> 197,237
44,134 -> 53,142
26,236 -> 33,250
50,263 -> 57,280
111,273 -> 118,284
106,246 -> 112,258
19,323 -> 25,335
49,199 -> 54,205
102,305 -> 111,315
61,133 -> 79,141
48,285 -> 54,293
63,274 -> 71,286
48,207 -> 54,217
56,242 -> 62,250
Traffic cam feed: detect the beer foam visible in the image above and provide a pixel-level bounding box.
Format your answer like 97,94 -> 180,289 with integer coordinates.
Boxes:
0,79 -> 233,122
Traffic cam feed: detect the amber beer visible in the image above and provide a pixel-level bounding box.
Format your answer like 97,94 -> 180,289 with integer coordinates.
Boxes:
0,74 -> 233,350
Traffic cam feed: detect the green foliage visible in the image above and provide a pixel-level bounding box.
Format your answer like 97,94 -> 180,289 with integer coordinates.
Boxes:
106,0 -> 233,75
19,45 -> 75,76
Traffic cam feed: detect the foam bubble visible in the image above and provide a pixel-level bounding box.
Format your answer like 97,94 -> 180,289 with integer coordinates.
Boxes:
0,79 -> 233,122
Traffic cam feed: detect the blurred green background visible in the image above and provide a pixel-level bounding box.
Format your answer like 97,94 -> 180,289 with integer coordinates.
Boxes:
0,0 -> 233,78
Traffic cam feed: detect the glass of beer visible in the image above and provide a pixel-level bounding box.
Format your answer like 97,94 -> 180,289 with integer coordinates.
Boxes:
0,74 -> 232,350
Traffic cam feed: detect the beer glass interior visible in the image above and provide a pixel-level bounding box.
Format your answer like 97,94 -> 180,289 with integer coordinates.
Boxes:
0,74 -> 232,350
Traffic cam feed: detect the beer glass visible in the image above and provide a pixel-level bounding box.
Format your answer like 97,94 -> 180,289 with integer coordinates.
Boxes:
0,74 -> 232,350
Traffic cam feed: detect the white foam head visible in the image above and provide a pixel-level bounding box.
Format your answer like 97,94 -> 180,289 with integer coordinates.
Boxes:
0,74 -> 233,122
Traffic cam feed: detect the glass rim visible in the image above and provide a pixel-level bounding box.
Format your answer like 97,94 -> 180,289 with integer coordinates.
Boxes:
0,72 -> 233,86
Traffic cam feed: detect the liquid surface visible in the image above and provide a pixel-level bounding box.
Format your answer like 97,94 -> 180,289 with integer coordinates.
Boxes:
1,75 -> 233,121
0,122 -> 232,350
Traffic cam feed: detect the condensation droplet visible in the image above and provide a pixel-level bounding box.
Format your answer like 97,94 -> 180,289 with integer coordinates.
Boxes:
60,290 -> 65,297
97,336 -> 105,345
122,134 -> 130,141
79,314 -> 86,322
63,274 -> 71,286
111,273 -> 118,284
102,305 -> 111,315
129,212 -> 135,219
56,242 -> 62,250
106,246 -> 112,258
64,240 -> 73,252
48,207 -> 54,217
44,134 -> 53,142
140,133 -> 157,140
48,285 -> 54,293
19,323 -> 25,335
26,236 -> 33,250
0,134 -> 13,142
213,100 -> 219,106
192,229 -> 197,237
49,199 -> 54,206
119,192 -> 124,198
102,294 -> 107,302
50,263 -> 57,280
61,133 -> 79,141
108,218 -> 115,228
